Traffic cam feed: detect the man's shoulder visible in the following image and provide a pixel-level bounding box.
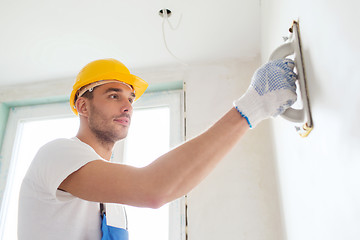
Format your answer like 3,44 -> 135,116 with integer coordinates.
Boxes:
33,138 -> 83,160
40,137 -> 80,150
36,137 -> 98,161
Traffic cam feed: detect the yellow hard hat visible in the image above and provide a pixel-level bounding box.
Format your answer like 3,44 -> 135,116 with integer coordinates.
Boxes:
70,58 -> 148,115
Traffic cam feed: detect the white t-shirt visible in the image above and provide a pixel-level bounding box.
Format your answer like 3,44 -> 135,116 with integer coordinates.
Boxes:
18,137 -> 127,240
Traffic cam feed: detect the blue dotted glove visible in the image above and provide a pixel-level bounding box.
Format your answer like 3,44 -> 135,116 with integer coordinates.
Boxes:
233,59 -> 297,128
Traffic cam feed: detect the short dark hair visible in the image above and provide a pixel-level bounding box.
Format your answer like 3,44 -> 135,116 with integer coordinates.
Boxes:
81,90 -> 94,100
74,88 -> 94,106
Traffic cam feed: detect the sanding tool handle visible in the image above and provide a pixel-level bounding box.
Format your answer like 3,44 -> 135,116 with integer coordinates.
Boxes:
269,21 -> 313,137
269,22 -> 311,126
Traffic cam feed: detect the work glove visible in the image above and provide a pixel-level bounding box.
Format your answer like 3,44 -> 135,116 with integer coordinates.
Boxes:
233,58 -> 297,128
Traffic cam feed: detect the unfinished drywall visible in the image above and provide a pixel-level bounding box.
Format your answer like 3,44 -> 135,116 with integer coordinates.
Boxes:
261,0 -> 360,239
184,59 -> 284,240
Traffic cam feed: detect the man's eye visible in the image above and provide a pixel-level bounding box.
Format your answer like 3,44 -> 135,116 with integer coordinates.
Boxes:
110,94 -> 119,99
129,98 -> 134,104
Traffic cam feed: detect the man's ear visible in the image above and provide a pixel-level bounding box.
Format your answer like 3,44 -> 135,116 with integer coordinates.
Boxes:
75,97 -> 89,117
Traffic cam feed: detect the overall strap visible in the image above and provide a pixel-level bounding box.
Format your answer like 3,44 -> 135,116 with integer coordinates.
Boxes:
100,203 -> 106,217
100,202 -> 128,230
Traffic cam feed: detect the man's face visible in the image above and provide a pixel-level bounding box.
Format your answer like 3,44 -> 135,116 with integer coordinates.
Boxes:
86,81 -> 135,144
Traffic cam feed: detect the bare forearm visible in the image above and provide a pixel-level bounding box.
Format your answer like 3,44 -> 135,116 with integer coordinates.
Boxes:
59,108 -> 248,208
143,107 -> 249,205
60,59 -> 295,208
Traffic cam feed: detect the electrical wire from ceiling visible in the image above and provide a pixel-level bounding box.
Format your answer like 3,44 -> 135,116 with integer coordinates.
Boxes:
160,9 -> 189,66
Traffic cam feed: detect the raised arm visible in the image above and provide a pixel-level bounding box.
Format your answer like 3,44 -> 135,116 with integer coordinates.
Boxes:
59,108 -> 248,208
59,59 -> 297,208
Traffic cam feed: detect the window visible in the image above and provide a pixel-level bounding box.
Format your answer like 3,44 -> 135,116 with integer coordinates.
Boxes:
0,90 -> 185,240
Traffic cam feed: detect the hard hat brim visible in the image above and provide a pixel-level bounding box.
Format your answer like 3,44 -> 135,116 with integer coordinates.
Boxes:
70,72 -> 148,115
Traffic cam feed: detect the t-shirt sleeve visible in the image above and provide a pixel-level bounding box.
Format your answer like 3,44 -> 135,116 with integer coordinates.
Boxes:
30,138 -> 103,201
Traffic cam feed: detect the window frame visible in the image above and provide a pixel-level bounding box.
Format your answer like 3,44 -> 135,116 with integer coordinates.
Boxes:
0,89 -> 186,240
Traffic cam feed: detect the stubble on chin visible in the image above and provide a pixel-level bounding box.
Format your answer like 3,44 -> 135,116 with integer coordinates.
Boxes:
88,115 -> 128,145
89,121 -> 129,145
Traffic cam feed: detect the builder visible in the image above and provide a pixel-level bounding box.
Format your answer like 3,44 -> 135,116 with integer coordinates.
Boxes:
18,58 -> 297,239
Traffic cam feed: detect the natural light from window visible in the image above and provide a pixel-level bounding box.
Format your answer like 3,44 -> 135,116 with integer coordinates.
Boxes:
1,106 -> 171,240
124,107 -> 170,240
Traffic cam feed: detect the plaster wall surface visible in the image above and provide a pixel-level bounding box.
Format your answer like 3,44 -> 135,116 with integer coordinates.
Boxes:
184,59 -> 284,240
261,1 -> 360,239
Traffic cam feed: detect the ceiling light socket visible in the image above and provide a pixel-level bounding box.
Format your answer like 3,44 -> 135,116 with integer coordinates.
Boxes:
159,9 -> 172,18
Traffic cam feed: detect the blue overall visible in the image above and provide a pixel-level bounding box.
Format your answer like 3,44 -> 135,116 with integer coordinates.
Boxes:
101,213 -> 129,240
101,203 -> 129,240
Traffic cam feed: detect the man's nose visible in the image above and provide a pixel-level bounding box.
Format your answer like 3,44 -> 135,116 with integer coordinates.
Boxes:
121,100 -> 133,113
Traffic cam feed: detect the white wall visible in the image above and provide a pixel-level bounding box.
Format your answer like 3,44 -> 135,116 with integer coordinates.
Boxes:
184,59 -> 284,240
261,1 -> 360,239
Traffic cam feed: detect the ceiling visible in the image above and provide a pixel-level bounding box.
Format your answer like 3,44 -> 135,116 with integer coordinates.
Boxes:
0,0 -> 260,87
